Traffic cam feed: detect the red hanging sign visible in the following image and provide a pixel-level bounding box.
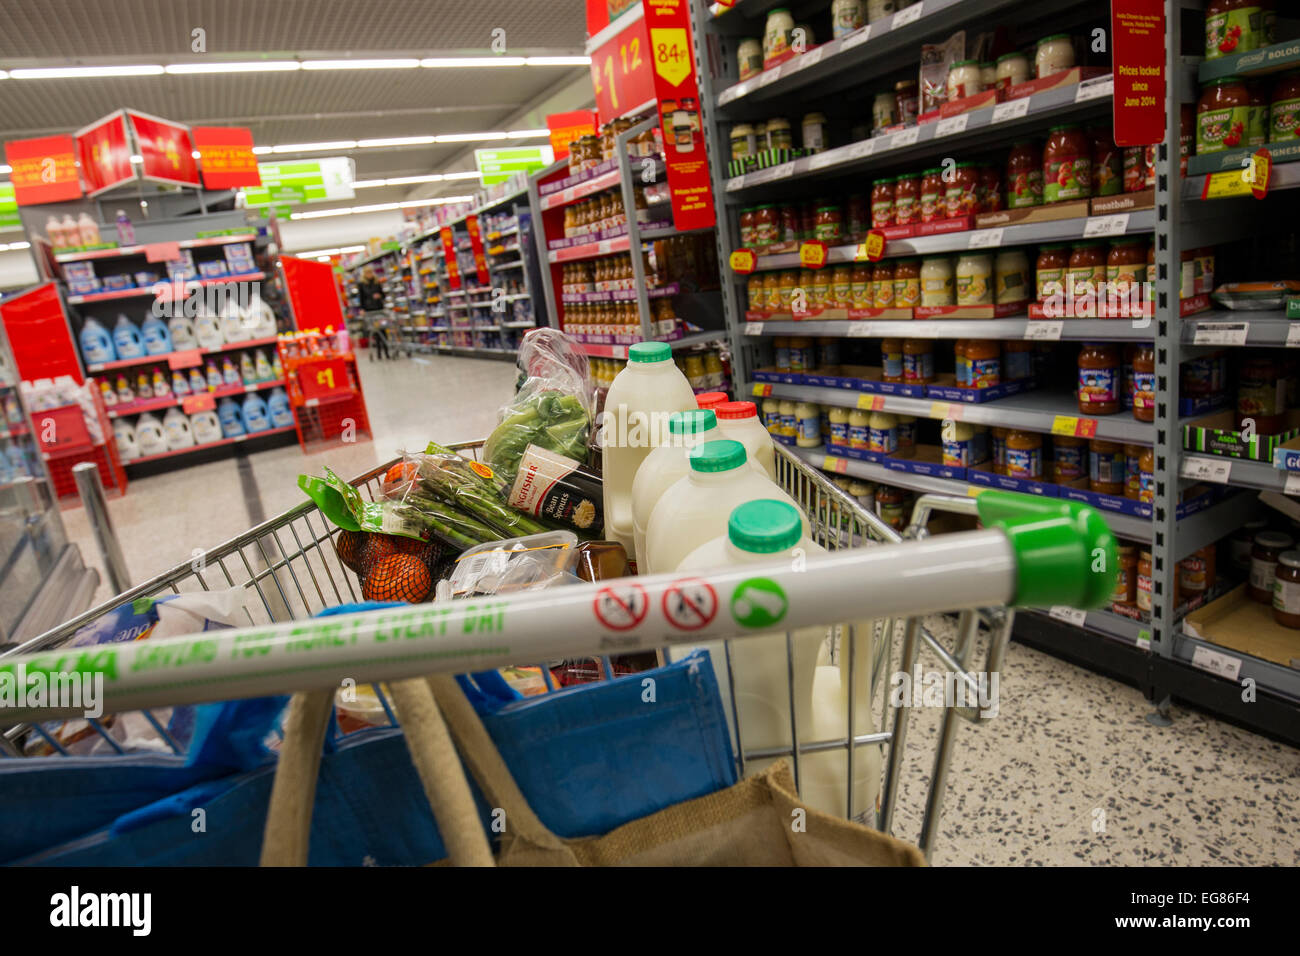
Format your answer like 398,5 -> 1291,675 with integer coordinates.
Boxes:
644,0 -> 716,233
440,227 -> 461,290
0,282 -> 84,382
465,214 -> 491,287
546,110 -> 599,161
298,357 -> 352,404
191,126 -> 261,189
589,12 -> 657,124
76,111 -> 135,196
1111,0 -> 1167,146
129,111 -> 200,187
4,135 -> 82,205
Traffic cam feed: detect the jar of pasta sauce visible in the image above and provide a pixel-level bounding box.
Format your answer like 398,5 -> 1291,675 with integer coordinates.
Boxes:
1091,127 -> 1123,196
979,164 -> 1004,212
1078,342 -> 1121,415
894,173 -> 921,225
1006,141 -> 1043,208
945,162 -> 980,218
920,168 -> 945,222
1043,125 -> 1091,202
871,178 -> 895,228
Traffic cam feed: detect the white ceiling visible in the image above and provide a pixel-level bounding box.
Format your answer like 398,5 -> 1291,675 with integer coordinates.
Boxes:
0,0 -> 594,209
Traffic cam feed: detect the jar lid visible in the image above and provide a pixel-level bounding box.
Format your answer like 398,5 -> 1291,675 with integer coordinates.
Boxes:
951,59 -> 981,67
997,51 -> 1026,62
628,341 -> 671,363
1048,123 -> 1081,131
689,439 -> 747,474
728,499 -> 803,554
1207,75 -> 1244,84
668,409 -> 717,436
1280,550 -> 1300,571
922,167 -> 943,174
980,61 -> 996,68
1038,33 -> 1072,43
1256,531 -> 1295,549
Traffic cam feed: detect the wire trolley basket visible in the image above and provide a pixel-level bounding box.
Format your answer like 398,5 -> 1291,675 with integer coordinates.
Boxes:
1,439 -> 1092,863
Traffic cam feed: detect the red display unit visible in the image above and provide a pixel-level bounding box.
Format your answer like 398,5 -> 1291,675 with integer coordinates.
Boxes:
276,329 -> 372,453
0,283 -> 84,383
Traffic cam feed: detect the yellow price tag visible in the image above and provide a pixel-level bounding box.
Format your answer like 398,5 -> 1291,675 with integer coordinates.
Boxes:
822,455 -> 849,474
729,248 -> 757,274
930,401 -> 961,420
649,28 -> 692,87
856,393 -> 882,410
1201,169 -> 1255,201
751,382 -> 772,397
1051,415 -> 1080,436
966,485 -> 985,497
799,240 -> 828,269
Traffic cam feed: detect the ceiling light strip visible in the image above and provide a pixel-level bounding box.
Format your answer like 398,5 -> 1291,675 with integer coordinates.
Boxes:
3,57 -> 589,79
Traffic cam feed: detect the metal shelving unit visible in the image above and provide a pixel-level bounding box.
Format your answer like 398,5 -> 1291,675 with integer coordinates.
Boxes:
691,0 -> 1300,741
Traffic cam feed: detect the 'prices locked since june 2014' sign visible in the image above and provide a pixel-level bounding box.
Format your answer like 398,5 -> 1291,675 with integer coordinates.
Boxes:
1111,0 -> 1166,146
644,0 -> 716,233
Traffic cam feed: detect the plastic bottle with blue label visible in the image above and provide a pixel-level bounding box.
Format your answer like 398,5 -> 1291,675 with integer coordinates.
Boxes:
133,413 -> 167,457
254,350 -> 274,382
188,368 -> 206,394
162,407 -> 195,450
141,314 -> 173,355
112,315 -> 145,360
190,409 -> 222,445
241,392 -> 270,433
79,318 -> 117,365
217,398 -> 245,437
222,357 -> 240,386
205,361 -> 223,390
172,370 -> 190,396
267,387 -> 294,429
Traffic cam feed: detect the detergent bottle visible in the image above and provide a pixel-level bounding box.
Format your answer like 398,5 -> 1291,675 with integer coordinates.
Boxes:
112,419 -> 140,461
271,351 -> 284,380
601,341 -> 697,562
135,370 -> 153,400
168,313 -> 198,350
171,370 -> 190,396
195,309 -> 224,350
254,349 -> 274,382
217,398 -> 245,437
151,367 -> 170,397
111,315 -> 144,360
241,392 -> 270,433
162,407 -> 195,450
205,361 -> 223,390
133,413 -> 167,457
79,317 -> 117,365
115,374 -> 134,404
239,352 -> 256,384
190,408 -> 222,444
644,439 -> 807,575
221,357 -> 240,386
98,380 -> 118,408
221,301 -> 250,343
188,368 -> 207,394
141,314 -> 173,355
267,387 -> 294,429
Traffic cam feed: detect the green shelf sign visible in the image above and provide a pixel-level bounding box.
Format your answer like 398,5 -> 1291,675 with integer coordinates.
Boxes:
474,146 -> 553,186
242,157 -> 355,208
0,183 -> 21,231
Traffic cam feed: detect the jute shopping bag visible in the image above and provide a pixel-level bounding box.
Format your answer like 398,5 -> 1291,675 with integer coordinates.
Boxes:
261,674 -> 924,867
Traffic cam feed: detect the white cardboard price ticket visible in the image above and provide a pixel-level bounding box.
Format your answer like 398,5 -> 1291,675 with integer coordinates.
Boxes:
935,114 -> 969,137
770,162 -> 796,180
1023,320 -> 1064,341
1286,323 -> 1300,347
1083,213 -> 1130,238
725,178 -> 745,192
892,127 -> 920,148
1191,644 -> 1242,681
840,25 -> 873,50
1284,472 -> 1300,496
798,47 -> 824,68
759,67 -> 783,87
846,321 -> 875,337
809,150 -> 843,171
991,98 -> 1031,123
968,228 -> 1004,248
1192,321 -> 1249,346
1075,75 -> 1115,102
1180,457 -> 1232,483
892,3 -> 924,26
1048,606 -> 1088,626
849,139 -> 877,159
744,322 -> 764,336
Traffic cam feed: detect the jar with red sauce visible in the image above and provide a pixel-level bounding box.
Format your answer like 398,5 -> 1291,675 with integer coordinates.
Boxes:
871,178 -> 895,228
1043,124 -> 1091,202
894,173 -> 921,225
920,168 -> 945,222
1091,127 -> 1122,196
945,162 -> 980,218
1007,141 -> 1043,208
979,164 -> 1004,212
847,194 -> 870,235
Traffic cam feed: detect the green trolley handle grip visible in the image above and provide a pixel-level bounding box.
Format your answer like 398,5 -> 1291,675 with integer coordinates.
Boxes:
974,489 -> 1117,610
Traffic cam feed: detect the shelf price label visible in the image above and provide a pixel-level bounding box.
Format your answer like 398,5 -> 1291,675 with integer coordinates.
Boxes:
935,114 -> 969,138
1190,644 -> 1242,681
855,230 -> 886,262
1051,415 -> 1098,438
856,394 -> 885,410
751,382 -> 773,397
649,27 -> 692,86
929,401 -> 961,421
1180,457 -> 1232,483
167,349 -> 204,370
892,3 -> 924,27
182,393 -> 215,415
1284,472 -> 1300,496
840,25 -> 873,50
1201,148 -> 1273,201
1192,321 -> 1248,346
729,248 -> 758,274
1083,214 -> 1130,238
822,455 -> 849,474
799,240 -> 829,269
967,228 -> 1004,248
1023,320 -> 1064,341
743,322 -> 764,335
1048,606 -> 1088,626
991,98 -> 1031,124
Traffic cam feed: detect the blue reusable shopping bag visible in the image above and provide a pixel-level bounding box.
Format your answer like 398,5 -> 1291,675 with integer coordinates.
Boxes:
5,599 -> 736,865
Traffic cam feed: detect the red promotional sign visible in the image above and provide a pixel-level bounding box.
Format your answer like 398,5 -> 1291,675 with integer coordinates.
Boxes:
1111,0 -> 1167,146
0,283 -> 84,383
644,0 -> 716,232
546,110 -> 598,160
129,111 -> 200,187
589,12 -> 657,124
440,227 -> 461,290
465,215 -> 491,287
4,135 -> 81,205
76,111 -> 135,196
299,357 -> 352,404
191,126 -> 261,189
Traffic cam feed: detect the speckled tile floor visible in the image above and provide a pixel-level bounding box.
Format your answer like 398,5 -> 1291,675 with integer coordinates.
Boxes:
58,349 -> 1300,866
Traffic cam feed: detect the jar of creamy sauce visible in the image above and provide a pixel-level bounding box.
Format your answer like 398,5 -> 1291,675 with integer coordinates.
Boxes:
1035,34 -> 1075,78
955,252 -> 993,306
920,256 -> 954,306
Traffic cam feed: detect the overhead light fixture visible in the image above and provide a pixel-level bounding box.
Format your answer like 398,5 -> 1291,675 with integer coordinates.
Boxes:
356,136 -> 436,148
421,57 -> 527,68
164,61 -> 301,74
440,171 -> 481,180
0,241 -> 31,251
0,165 -> 11,174
191,150 -> 201,159
293,244 -> 367,258
302,58 -> 421,70
506,128 -> 550,138
251,146 -> 273,155
524,56 -> 592,66
270,140 -> 357,153
9,64 -> 165,79
288,197 -> 472,220
436,132 -> 507,143
353,174 -> 447,188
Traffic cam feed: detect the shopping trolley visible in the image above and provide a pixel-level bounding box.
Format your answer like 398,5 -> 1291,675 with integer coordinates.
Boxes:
0,440 -> 1113,862
362,309 -> 405,360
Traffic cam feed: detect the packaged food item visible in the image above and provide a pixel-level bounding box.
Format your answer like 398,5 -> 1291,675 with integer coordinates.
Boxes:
954,339 -> 969,386
880,337 -> 904,382
995,51 -> 1030,89
1129,344 -> 1156,423
947,59 -> 984,101
1043,125 -> 1091,202
1053,435 -> 1086,482
875,484 -> 911,530
994,249 -> 1031,305
1250,531 -> 1293,603
896,415 -> 916,448
1211,280 -> 1300,311
1179,544 -> 1217,599
1137,550 -> 1153,612
1123,443 -> 1143,499
763,7 -> 795,66
1273,550 -> 1300,628
871,178 -> 895,228
1236,354 -> 1285,433
795,401 -> 821,447
895,79 -> 919,126
1113,544 -> 1138,607
778,400 -> 798,443
812,270 -> 833,310
919,256 -> 954,306
1006,429 -> 1043,479
945,162 -> 980,218
1137,446 -> 1154,502
1067,241 -> 1107,310
920,168 -> 945,222
1086,439 -> 1125,495
990,426 -> 1008,473
903,339 -> 934,384
754,204 -> 779,246
966,340 -> 1000,388
872,91 -> 897,132
893,258 -> 921,307
1003,339 -> 1034,380
766,117 -> 793,150
738,38 -> 764,80
1247,82 -> 1270,147
1078,342 -> 1120,415
872,260 -> 895,308
868,411 -> 899,454
848,408 -> 870,449
942,420 -> 980,466
978,164 -> 1003,213
509,446 -> 605,535
1035,33 -> 1075,78
831,0 -> 865,36
894,173 -> 921,225
1108,239 -> 1148,307
1036,244 -> 1069,301
1006,141 -> 1043,208
851,262 -> 873,308
1205,0 -> 1264,59
1270,70 -> 1300,142
1197,77 -> 1251,153
803,113 -> 828,152
955,252 -> 993,305
828,406 -> 849,446
731,123 -> 757,160
1091,127 -> 1122,197
919,30 -> 966,113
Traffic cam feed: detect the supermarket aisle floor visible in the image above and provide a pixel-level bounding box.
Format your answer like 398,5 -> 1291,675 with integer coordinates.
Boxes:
57,352 -> 1297,866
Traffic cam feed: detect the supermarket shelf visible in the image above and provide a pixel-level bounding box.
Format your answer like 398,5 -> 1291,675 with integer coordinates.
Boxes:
574,329 -> 729,358
1173,632 -> 1300,703
724,76 -> 1113,194
494,260 -> 525,270
546,224 -> 678,264
1025,606 -> 1152,649
1181,311 -> 1297,346
124,424 -> 297,466
539,167 -> 622,210
502,320 -> 537,328
85,335 -> 281,374
54,232 -> 259,264
1182,161 -> 1300,200
66,272 -> 265,304
715,0 -> 1020,108
755,381 -> 1157,444
1198,37 -> 1300,83
563,283 -> 681,304
1180,454 -> 1289,494
744,316 -> 1157,341
105,379 -> 286,419
746,211 -> 1156,270
786,444 -> 1154,540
